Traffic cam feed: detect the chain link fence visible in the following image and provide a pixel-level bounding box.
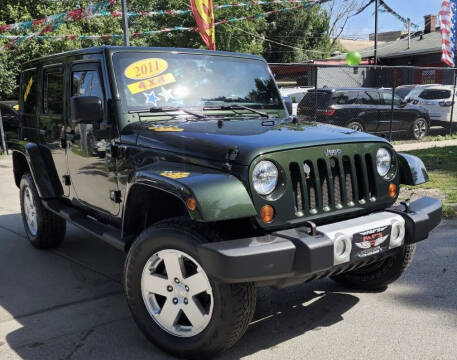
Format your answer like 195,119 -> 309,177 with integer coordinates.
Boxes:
270,63 -> 457,142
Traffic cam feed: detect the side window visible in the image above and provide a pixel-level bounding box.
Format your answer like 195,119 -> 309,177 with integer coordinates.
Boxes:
359,91 -> 379,105
332,91 -> 358,105
43,69 -> 64,116
72,70 -> 104,100
382,93 -> 402,106
21,69 -> 38,114
419,89 -> 451,100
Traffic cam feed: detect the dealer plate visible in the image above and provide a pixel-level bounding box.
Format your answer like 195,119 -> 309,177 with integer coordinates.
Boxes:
351,225 -> 391,260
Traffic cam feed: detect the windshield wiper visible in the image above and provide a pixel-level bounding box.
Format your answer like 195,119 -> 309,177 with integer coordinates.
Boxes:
203,105 -> 269,118
130,106 -> 206,119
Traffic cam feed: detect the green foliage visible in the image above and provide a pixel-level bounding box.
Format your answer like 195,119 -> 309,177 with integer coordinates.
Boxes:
263,5 -> 333,63
405,146 -> 457,217
0,0 -> 335,100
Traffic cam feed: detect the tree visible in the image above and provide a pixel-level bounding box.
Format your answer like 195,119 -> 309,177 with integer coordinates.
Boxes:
324,0 -> 365,47
262,5 -> 332,63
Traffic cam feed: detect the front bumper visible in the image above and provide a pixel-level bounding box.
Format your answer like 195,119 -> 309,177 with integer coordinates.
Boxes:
197,197 -> 442,286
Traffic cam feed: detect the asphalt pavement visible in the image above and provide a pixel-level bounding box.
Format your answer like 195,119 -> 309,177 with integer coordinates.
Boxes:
0,155 -> 456,360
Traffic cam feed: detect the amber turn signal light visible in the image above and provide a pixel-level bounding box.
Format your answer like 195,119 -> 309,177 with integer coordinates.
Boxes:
186,197 -> 197,211
388,183 -> 397,198
260,205 -> 275,223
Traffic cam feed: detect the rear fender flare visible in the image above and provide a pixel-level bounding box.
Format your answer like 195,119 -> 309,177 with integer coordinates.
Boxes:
12,143 -> 63,198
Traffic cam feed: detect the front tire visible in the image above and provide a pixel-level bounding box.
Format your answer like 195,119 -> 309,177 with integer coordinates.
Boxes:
331,244 -> 416,291
410,118 -> 428,140
20,173 -> 66,249
124,218 -> 256,359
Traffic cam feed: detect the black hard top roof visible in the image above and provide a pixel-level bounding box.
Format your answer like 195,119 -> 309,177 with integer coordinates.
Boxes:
23,46 -> 265,68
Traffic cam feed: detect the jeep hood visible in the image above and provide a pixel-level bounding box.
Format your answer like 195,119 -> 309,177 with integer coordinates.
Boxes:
129,118 -> 390,165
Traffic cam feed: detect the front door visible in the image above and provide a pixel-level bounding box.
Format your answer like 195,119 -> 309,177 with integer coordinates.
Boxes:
357,90 -> 381,133
66,62 -> 119,216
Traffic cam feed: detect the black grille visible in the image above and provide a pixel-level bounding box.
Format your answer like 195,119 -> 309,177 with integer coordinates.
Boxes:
290,154 -> 377,216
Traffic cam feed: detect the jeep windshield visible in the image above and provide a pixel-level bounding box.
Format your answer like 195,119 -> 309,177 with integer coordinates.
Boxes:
112,51 -> 284,118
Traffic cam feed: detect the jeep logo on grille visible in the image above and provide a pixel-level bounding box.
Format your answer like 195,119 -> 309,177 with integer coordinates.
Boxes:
324,148 -> 341,157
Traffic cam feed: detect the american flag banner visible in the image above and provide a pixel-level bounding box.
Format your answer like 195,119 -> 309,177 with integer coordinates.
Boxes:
439,0 -> 457,67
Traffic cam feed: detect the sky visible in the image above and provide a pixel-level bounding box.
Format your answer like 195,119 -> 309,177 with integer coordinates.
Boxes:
341,0 -> 443,40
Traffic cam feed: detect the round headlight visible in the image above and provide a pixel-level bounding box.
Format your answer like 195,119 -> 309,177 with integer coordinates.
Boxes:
252,160 -> 279,195
376,148 -> 392,177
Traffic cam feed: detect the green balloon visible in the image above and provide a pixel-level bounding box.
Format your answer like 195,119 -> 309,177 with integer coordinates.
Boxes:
346,51 -> 361,66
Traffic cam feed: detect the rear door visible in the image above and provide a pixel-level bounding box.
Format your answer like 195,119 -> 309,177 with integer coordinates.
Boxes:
356,90 -> 381,133
418,88 -> 452,124
38,65 -> 70,196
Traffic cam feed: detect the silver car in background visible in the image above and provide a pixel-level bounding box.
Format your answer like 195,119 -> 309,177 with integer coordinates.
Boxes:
399,84 -> 456,128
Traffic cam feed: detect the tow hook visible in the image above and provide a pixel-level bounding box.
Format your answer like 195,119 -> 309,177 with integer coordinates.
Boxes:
303,221 -> 317,236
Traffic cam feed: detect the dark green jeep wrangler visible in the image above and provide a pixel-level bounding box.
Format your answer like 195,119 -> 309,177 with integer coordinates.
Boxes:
9,46 -> 441,358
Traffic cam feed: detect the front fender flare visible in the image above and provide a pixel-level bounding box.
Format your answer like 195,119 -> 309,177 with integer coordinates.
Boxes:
127,162 -> 257,222
397,152 -> 429,186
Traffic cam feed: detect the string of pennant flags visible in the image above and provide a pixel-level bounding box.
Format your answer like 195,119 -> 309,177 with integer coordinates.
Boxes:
0,0 -> 323,34
0,0 -> 327,50
0,0 -> 115,50
0,1 -> 115,33
0,5 -> 308,44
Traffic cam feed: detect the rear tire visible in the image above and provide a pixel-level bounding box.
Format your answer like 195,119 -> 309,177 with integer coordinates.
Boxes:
124,218 -> 256,359
347,121 -> 364,132
331,244 -> 416,291
410,118 -> 428,140
20,173 -> 66,249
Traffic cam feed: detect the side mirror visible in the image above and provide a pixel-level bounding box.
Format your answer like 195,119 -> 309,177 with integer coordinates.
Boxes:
71,96 -> 103,124
399,100 -> 407,107
282,96 -> 293,115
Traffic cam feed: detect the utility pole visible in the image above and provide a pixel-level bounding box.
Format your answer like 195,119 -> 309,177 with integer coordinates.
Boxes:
121,0 -> 129,46
374,0 -> 379,65
407,18 -> 411,49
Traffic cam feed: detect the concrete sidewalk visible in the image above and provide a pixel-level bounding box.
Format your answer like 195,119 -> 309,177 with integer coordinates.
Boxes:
394,138 -> 457,152
0,155 -> 457,360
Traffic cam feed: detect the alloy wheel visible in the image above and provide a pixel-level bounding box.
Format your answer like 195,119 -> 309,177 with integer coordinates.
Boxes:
414,119 -> 427,139
141,249 -> 214,337
23,186 -> 37,236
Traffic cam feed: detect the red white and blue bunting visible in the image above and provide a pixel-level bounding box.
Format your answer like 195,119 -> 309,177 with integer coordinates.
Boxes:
439,0 -> 457,67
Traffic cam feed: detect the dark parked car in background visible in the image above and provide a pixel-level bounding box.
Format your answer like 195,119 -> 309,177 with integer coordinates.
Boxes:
297,88 -> 430,140
0,101 -> 20,140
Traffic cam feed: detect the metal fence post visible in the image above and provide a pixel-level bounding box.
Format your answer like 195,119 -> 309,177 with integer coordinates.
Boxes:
313,66 -> 318,122
389,68 -> 395,142
389,86 -> 395,142
449,68 -> 457,135
0,107 -> 8,155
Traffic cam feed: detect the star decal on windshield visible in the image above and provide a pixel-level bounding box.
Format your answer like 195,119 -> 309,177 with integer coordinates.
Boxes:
144,90 -> 158,105
159,87 -> 174,102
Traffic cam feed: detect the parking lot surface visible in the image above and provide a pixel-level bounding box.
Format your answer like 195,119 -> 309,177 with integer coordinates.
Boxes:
0,155 -> 456,360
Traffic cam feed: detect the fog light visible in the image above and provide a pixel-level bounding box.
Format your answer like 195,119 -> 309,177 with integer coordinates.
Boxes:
260,205 -> 275,223
334,234 -> 352,262
390,221 -> 405,248
389,183 -> 397,198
